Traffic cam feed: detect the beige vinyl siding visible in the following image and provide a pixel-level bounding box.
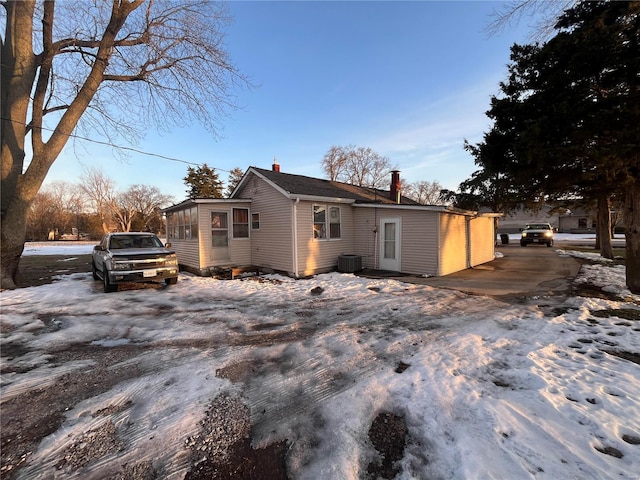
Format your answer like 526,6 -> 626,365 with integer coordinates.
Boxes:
469,216 -> 495,267
171,238 -> 201,270
399,210 -> 439,276
438,213 -> 468,276
197,204 -> 252,269
295,201 -> 355,276
352,209 -> 377,269
234,174 -> 293,273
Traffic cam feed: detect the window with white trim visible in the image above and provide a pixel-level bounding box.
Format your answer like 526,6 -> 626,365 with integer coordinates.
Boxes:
313,205 -> 341,239
167,206 -> 198,240
251,213 -> 260,230
232,208 -> 249,238
211,211 -> 228,247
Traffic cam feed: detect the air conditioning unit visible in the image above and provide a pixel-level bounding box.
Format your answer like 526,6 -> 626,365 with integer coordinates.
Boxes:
338,254 -> 362,273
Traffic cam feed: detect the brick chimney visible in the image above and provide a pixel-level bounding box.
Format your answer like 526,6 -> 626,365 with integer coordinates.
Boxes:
390,170 -> 401,203
272,157 -> 280,172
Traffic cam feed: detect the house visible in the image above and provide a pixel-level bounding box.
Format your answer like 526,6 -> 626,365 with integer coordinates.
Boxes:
163,163 -> 500,278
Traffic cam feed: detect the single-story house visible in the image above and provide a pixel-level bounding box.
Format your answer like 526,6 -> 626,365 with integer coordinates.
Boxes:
163,163 -> 500,278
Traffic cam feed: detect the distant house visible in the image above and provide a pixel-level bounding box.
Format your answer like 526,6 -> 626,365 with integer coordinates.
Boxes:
496,203 -> 599,234
163,163 -> 500,278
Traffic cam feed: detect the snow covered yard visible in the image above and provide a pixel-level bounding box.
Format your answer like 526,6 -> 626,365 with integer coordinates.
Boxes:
1,245 -> 639,479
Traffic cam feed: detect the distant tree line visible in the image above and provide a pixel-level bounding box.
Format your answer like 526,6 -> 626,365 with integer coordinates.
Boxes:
321,145 -> 446,205
27,168 -> 174,241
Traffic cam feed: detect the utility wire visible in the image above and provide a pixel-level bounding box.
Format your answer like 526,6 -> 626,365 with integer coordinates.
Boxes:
0,116 -> 234,173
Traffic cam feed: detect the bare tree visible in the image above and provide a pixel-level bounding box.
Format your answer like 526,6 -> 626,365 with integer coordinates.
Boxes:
321,146 -> 348,182
1,0 -> 249,288
404,180 -> 444,205
111,192 -> 137,233
126,184 -> 173,231
25,180 -> 86,240
321,145 -> 394,188
486,0 -> 575,40
80,167 -> 118,234
26,190 -> 57,241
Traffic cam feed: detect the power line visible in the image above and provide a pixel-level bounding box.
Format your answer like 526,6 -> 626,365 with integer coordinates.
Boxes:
0,116 -> 234,173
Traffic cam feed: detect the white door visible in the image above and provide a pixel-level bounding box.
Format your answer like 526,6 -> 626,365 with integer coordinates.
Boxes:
379,218 -> 401,271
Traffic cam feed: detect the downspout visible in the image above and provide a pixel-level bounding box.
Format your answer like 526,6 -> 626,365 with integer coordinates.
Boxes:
293,197 -> 300,278
466,216 -> 471,269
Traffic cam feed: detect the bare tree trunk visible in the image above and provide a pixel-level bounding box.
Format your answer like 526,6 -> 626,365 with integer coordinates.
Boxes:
624,178 -> 640,294
0,196 -> 29,288
596,193 -> 613,259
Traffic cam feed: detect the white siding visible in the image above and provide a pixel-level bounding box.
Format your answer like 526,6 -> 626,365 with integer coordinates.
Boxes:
295,201 -> 355,276
353,209 -> 377,269
438,213 -> 468,276
234,174 -> 293,273
470,216 -> 496,267
197,203 -> 252,269
170,238 -> 201,270
398,210 -> 439,276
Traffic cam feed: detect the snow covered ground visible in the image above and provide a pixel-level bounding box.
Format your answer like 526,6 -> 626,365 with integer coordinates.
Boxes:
2,242 -> 639,479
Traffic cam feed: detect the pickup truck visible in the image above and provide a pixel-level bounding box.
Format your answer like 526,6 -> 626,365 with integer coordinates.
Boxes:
92,232 -> 179,292
520,223 -> 554,247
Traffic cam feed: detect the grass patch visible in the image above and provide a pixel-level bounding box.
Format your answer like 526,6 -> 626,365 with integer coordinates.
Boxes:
563,246 -> 626,260
591,308 -> 640,321
17,254 -> 92,288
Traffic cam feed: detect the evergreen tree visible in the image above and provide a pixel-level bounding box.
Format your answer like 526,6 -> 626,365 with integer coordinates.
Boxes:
183,164 -> 224,199
463,1 -> 640,292
225,167 -> 245,197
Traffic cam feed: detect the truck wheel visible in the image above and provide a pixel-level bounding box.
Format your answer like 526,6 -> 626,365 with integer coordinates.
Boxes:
547,240 -> 554,247
520,241 -> 527,247
165,277 -> 178,286
103,267 -> 117,293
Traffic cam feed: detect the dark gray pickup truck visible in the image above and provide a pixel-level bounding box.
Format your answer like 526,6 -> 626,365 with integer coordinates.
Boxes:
92,232 -> 179,292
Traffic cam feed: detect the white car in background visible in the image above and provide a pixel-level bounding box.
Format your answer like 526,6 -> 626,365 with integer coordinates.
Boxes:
520,223 -> 554,247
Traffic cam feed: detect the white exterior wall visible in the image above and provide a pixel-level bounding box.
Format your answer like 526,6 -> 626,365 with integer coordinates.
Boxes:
233,174 -> 293,273
169,238 -> 201,270
469,216 -> 496,267
438,213 -> 468,276
295,201 -> 355,277
197,203 -> 252,268
398,210 -> 439,276
352,209 -> 378,269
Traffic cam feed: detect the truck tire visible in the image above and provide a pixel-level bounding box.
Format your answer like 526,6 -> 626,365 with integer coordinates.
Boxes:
165,277 -> 178,286
103,266 -> 117,293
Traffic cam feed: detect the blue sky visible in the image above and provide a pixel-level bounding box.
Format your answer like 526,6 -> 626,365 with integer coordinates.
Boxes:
45,1 -> 539,202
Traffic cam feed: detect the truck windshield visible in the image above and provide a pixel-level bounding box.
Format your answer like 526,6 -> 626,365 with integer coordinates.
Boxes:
109,235 -> 163,249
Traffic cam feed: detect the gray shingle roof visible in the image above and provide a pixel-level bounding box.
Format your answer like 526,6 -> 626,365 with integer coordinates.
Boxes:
251,167 -> 419,205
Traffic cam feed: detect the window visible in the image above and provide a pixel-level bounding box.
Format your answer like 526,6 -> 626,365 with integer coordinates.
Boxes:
211,212 -> 228,247
251,213 -> 260,230
578,218 -> 587,228
313,205 -> 341,240
329,206 -> 341,238
233,208 -> 249,238
167,206 -> 198,240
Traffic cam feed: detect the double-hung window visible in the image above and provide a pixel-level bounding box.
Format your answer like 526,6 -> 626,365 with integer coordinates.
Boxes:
313,205 -> 341,240
233,208 -> 249,238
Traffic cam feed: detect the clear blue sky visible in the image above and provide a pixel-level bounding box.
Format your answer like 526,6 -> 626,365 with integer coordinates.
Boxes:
45,1 -> 539,203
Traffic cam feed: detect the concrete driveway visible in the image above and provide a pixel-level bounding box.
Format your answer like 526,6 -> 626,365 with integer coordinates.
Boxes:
378,244 -> 583,298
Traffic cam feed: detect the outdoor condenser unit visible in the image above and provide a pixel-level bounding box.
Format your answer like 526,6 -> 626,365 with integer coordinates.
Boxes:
338,254 -> 363,273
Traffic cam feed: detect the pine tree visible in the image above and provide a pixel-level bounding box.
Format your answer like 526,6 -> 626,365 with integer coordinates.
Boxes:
183,164 -> 224,199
